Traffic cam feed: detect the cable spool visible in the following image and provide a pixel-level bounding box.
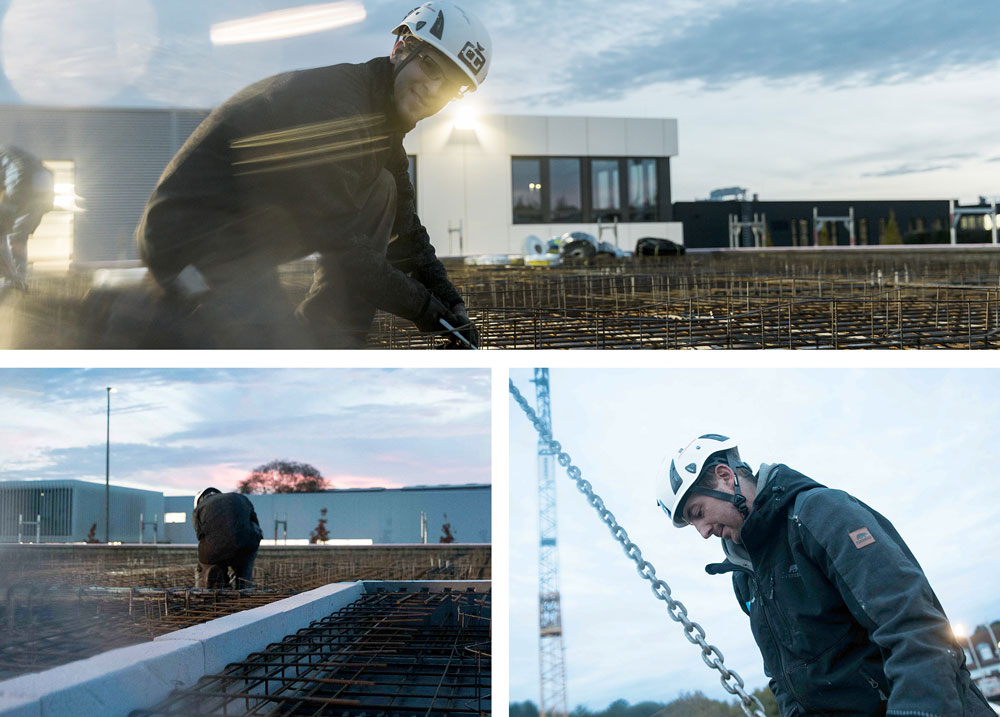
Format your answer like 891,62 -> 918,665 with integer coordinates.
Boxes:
522,234 -> 545,255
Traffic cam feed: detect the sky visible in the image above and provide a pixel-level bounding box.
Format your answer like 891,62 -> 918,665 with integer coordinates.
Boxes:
509,367 -> 1000,710
0,0 -> 998,201
0,368 -> 490,495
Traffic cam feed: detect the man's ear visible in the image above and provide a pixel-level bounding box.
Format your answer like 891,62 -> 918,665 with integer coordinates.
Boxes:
716,463 -> 735,488
389,37 -> 407,65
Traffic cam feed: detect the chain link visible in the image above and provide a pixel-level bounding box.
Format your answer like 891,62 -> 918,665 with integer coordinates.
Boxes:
511,379 -> 767,717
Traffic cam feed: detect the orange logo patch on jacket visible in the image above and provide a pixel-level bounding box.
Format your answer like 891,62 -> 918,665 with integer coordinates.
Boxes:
850,527 -> 875,549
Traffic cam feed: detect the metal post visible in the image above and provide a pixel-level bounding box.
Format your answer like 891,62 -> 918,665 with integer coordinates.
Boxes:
139,512 -> 143,544
105,386 -> 111,543
849,206 -> 856,246
992,198 -> 997,245
813,206 -> 819,246
950,199 -> 956,245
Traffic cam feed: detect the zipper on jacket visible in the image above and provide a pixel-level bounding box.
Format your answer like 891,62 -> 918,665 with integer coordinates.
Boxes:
745,566 -> 804,709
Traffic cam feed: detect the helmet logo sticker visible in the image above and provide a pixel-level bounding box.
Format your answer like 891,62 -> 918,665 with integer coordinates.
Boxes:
668,461 -> 683,494
849,527 -> 875,549
430,10 -> 445,39
459,40 -> 487,74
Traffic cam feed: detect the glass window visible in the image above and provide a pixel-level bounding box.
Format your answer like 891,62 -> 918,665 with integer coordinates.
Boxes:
628,158 -> 658,221
164,512 -> 187,524
407,155 -> 416,204
512,158 -> 543,224
549,158 -> 581,222
591,159 -> 621,221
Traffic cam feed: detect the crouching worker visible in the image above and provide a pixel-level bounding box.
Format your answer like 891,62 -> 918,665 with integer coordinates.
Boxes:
193,487 -> 263,589
132,1 -> 488,349
656,434 -> 993,717
0,145 -> 55,291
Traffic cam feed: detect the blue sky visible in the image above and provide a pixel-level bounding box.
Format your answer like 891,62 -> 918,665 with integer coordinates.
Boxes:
0,0 -> 998,200
509,368 -> 1000,710
0,368 -> 490,495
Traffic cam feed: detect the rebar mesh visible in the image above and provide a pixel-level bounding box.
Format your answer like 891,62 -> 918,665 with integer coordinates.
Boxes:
4,248 -> 999,348
0,545 -> 490,679
133,588 -> 491,716
361,251 -> 1000,349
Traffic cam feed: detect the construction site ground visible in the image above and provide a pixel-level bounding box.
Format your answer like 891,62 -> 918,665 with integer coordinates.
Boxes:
0,543 -> 490,680
4,246 -> 1000,348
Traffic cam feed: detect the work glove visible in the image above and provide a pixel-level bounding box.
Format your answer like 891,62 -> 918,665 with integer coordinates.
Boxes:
448,302 -> 480,349
412,293 -> 461,333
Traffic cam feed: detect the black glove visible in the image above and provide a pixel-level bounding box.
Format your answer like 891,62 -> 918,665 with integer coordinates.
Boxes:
412,294 -> 460,333
448,302 -> 480,349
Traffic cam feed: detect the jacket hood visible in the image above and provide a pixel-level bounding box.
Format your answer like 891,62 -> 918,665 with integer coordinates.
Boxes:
706,463 -> 823,575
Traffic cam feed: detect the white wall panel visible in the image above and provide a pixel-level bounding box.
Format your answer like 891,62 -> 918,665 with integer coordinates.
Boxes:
626,118 -> 665,156
586,117 -> 628,155
546,117 -> 588,155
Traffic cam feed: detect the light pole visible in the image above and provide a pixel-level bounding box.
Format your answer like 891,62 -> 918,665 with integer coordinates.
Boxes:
105,386 -> 115,543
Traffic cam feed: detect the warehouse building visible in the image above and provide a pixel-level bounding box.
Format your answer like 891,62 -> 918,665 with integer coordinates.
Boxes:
0,479 -> 490,544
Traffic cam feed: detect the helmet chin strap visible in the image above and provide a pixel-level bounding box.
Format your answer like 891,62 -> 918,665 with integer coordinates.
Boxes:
688,472 -> 751,521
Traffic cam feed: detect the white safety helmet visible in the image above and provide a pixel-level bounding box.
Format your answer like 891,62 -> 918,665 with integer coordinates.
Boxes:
194,487 -> 221,510
655,434 -> 748,528
392,1 -> 492,91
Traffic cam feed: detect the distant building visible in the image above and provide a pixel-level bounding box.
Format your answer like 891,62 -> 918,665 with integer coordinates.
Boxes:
675,197 -> 998,248
962,621 -> 1000,704
0,479 -> 490,544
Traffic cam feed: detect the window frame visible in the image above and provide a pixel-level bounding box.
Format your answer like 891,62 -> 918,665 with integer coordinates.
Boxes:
511,155 -> 670,224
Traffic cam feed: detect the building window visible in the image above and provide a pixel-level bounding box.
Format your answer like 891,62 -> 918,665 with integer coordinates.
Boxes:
511,156 -> 666,224
628,158 -> 657,221
549,158 -> 581,222
164,512 -> 187,524
591,159 -> 621,222
859,218 -> 868,245
512,158 -> 543,224
407,155 -> 417,205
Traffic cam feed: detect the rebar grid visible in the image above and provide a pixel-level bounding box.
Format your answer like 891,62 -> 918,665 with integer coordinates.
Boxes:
134,589 -> 491,716
0,546 -> 491,679
363,253 -> 1000,349
4,248 -> 998,348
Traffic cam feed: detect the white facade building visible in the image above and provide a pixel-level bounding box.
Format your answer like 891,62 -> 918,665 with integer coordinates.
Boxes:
404,113 -> 683,256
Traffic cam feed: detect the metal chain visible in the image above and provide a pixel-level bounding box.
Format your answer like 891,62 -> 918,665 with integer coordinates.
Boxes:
510,379 -> 767,717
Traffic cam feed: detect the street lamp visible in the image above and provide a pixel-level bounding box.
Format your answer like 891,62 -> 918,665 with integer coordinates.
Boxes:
105,386 -> 116,542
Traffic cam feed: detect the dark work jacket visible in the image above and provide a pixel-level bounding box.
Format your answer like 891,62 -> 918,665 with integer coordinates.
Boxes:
707,464 -> 992,717
0,146 -> 54,212
193,493 -> 263,565
136,57 -> 461,319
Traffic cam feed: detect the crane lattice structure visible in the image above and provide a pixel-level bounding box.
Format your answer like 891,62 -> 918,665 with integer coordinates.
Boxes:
533,368 -> 569,717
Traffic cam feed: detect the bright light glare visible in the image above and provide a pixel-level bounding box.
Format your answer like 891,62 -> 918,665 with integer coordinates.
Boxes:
453,107 -> 478,131
53,182 -> 82,212
953,623 -> 968,639
211,2 -> 366,46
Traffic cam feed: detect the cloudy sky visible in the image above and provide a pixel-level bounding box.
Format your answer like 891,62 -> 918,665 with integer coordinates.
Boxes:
509,367 -> 1000,710
0,368 -> 490,495
1,0 -> 997,201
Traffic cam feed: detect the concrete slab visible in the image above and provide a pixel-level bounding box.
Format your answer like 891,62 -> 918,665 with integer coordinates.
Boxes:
154,581 -> 364,675
0,639 -> 203,717
0,693 -> 41,717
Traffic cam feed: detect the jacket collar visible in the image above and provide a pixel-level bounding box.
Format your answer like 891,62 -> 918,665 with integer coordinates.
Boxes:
367,56 -> 415,134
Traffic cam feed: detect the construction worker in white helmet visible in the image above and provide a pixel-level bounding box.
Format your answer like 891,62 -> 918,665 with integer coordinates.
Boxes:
128,2 -> 488,348
656,434 -> 993,717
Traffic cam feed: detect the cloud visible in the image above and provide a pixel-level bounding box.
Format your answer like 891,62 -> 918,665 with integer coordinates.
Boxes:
514,0 -> 1000,103
861,162 -> 957,177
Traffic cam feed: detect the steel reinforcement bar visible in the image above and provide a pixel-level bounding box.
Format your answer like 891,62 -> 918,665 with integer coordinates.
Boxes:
135,588 -> 491,716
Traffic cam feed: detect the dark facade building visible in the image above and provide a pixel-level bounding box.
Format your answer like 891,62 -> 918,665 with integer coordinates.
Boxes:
674,198 -> 997,249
